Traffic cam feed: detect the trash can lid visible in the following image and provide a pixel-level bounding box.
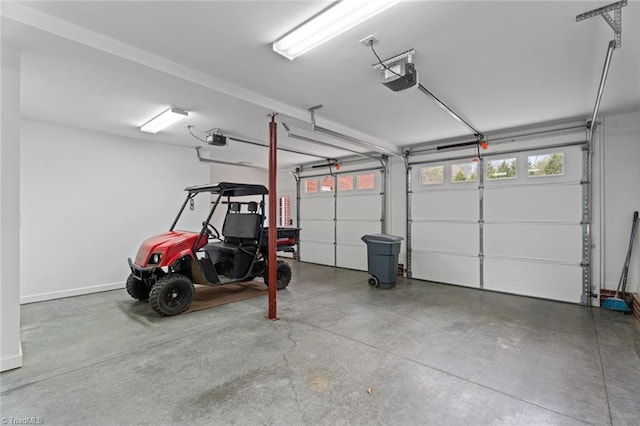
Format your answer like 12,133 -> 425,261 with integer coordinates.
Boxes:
361,233 -> 404,243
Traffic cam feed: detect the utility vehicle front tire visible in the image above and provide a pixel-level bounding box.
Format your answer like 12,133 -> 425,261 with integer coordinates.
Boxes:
149,274 -> 194,317
126,274 -> 150,301
263,261 -> 292,290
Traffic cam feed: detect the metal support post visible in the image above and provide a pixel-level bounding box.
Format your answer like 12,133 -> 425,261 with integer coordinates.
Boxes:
267,114 -> 278,320
293,169 -> 301,260
333,172 -> 338,267
406,161 -> 413,279
478,157 -> 485,289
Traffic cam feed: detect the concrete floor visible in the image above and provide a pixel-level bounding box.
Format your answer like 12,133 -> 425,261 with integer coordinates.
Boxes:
1,261 -> 639,425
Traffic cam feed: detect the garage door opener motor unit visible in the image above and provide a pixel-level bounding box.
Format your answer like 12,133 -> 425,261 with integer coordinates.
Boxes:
369,45 -> 417,92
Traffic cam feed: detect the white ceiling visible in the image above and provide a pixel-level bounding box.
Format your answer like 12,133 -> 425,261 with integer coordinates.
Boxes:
2,0 -> 639,168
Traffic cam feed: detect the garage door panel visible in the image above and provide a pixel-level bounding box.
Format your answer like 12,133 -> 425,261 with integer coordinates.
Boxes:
300,220 -> 333,243
337,194 -> 380,219
484,185 -> 581,222
484,223 -> 582,263
300,197 -> 334,219
412,190 -> 478,221
336,245 -> 367,271
336,220 -> 379,245
334,170 -> 382,270
299,241 -> 334,266
484,259 -> 582,303
412,251 -> 479,288
412,222 -> 478,254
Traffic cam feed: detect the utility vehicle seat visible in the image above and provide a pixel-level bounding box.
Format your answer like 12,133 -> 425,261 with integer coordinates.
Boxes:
204,203 -> 262,278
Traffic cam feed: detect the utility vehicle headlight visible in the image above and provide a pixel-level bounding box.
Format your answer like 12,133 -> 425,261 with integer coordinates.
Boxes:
148,253 -> 163,265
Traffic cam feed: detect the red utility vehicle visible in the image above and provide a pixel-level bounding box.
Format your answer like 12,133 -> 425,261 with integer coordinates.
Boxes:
127,182 -> 299,316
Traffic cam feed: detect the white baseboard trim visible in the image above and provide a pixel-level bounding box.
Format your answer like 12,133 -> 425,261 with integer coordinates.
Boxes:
1,343 -> 23,372
21,281 -> 125,304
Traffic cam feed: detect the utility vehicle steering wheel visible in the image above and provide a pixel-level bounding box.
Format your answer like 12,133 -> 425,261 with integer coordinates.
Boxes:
203,222 -> 220,240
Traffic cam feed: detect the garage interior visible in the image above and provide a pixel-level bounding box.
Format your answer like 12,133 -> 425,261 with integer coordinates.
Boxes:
1,1 -> 639,425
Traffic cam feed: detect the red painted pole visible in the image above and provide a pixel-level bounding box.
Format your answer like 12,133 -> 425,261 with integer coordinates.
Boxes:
267,114 -> 278,320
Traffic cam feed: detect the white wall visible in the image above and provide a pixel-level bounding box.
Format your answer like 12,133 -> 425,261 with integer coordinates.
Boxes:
20,121 -> 210,303
210,163 -> 268,185
1,43 -> 23,371
602,110 -> 640,294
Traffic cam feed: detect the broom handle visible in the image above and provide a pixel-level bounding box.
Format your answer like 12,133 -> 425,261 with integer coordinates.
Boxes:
619,213 -> 639,296
616,212 -> 639,298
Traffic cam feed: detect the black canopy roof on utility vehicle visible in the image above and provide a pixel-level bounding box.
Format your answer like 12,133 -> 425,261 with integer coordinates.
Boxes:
185,182 -> 268,196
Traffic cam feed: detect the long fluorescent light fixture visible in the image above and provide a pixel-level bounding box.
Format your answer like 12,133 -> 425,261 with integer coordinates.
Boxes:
273,0 -> 402,60
140,107 -> 188,134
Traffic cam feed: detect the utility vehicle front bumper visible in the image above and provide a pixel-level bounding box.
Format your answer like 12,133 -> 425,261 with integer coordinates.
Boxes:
128,258 -> 158,280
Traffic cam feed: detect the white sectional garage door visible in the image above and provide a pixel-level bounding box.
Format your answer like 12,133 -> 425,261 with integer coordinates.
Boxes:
483,147 -> 584,303
299,168 -> 382,270
410,143 -> 585,303
336,171 -> 382,271
411,164 -> 480,288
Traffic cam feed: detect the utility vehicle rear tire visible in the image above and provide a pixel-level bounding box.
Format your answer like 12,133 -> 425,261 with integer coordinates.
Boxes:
149,274 -> 194,317
126,274 -> 150,301
263,261 -> 292,290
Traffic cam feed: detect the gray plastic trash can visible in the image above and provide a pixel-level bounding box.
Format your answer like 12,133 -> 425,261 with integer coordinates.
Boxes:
361,233 -> 403,289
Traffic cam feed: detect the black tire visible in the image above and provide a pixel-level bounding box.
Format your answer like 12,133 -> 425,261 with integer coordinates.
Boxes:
126,274 -> 150,301
263,261 -> 292,290
149,274 -> 194,317
368,276 -> 380,288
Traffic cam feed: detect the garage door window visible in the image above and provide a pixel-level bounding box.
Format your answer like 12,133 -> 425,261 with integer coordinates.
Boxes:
338,175 -> 354,191
528,153 -> 564,177
321,176 -> 335,192
420,165 -> 444,185
451,162 -> 478,183
357,174 -> 375,190
487,158 -> 517,180
305,180 -> 318,193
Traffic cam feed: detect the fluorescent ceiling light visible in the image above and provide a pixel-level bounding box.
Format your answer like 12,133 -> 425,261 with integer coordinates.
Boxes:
273,0 -> 401,60
140,107 -> 188,134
